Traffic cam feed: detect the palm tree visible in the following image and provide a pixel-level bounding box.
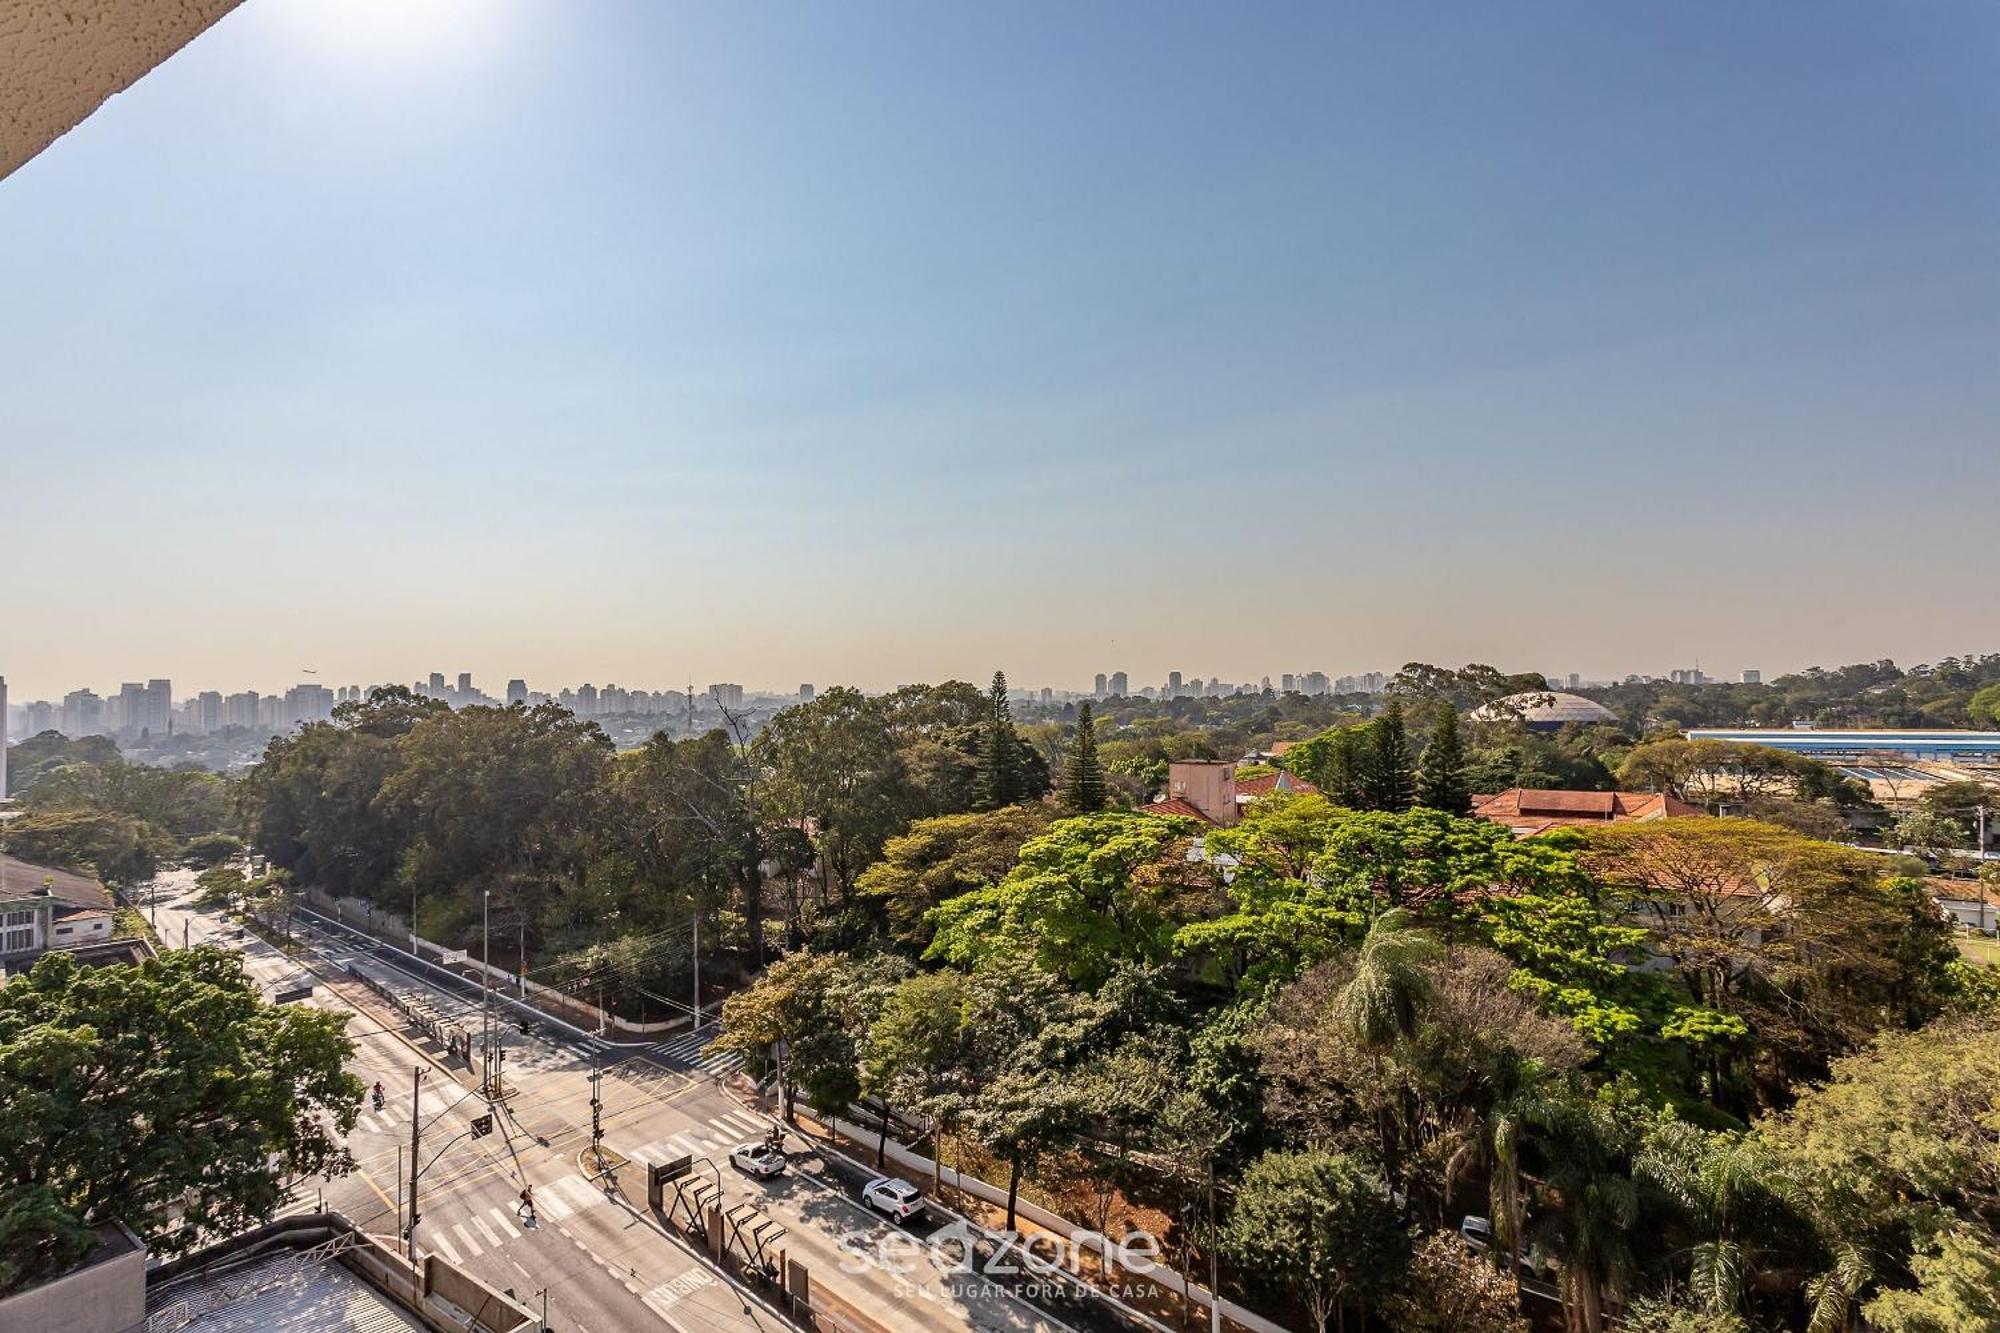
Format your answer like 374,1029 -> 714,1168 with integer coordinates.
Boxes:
1634,1118 -> 1774,1318
1531,1100 -> 1638,1333
1334,907 -> 1440,1051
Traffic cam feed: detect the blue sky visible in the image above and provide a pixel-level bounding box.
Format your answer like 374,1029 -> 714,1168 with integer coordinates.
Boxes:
3,1 -> 1996,699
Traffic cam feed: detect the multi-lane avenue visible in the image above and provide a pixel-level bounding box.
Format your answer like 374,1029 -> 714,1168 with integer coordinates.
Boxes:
142,869 -> 1083,1333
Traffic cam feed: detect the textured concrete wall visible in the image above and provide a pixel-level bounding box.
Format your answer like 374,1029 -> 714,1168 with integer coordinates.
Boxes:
1,0 -> 245,181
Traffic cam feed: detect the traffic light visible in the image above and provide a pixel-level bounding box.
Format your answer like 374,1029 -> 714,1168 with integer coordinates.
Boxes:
470,1114 -> 494,1139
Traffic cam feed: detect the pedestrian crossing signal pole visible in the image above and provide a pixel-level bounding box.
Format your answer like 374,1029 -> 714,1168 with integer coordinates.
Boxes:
589,1061 -> 604,1166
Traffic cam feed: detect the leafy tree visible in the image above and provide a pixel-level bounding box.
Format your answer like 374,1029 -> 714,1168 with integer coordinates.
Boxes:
925,812 -> 1214,985
1416,704 -> 1471,815
854,806 -> 1050,948
1891,809 -> 1966,861
1968,682 -> 2000,728
194,865 -> 248,907
180,832 -> 246,868
975,672 -> 1026,810
1527,1097 -> 1639,1333
1,809 -> 175,887
713,951 -> 902,1122
1060,701 -> 1107,815
1361,700 -> 1416,813
1382,1231 -> 1530,1332
1864,1226 -> 2000,1332
1226,1149 -> 1409,1333
1286,724 -> 1369,807
0,948 -> 361,1290
1336,908 -> 1439,1052
616,728 -> 769,961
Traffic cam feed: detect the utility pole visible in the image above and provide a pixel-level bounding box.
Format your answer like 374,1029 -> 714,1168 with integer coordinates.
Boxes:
406,1067 -> 425,1260
691,912 -> 701,1032
482,889 -> 492,1098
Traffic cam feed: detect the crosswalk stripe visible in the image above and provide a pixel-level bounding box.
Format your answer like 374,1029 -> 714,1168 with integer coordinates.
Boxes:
488,1206 -> 520,1238
453,1222 -> 482,1257
471,1212 -> 503,1247
716,1111 -> 764,1136
430,1232 -> 462,1264
552,1175 -> 602,1211
538,1189 -> 572,1221
668,1133 -> 706,1158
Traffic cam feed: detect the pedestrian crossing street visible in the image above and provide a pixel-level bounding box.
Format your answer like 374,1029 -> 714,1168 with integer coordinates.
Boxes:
350,1086 -> 465,1137
647,1029 -> 743,1077
420,1174 -> 610,1265
624,1108 -> 773,1168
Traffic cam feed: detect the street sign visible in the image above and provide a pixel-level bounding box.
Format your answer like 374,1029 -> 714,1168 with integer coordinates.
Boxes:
647,1154 -> 693,1209
470,1114 -> 494,1139
441,948 -> 468,965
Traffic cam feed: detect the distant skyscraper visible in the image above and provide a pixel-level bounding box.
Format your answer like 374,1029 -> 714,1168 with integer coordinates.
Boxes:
1168,671 -> 1183,699
506,679 -> 528,706
195,690 -> 222,733
1094,673 -> 1107,699
62,689 -> 105,738
1567,673 -> 1582,690
707,683 -> 744,709
1742,669 -> 1761,685
428,672 -> 447,696
457,672 -> 473,697
799,684 -> 815,701
1281,673 -> 1296,694
224,691 -> 260,729
1109,671 -> 1127,697
576,683 -> 599,715
0,675 -> 8,798
1302,671 -> 1330,696
1040,687 -> 1053,704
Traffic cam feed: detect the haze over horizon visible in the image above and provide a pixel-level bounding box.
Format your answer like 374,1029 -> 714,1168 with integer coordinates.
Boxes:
4,1 -> 1995,702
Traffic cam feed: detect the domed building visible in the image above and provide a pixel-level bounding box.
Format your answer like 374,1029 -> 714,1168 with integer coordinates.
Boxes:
1469,690 -> 1620,731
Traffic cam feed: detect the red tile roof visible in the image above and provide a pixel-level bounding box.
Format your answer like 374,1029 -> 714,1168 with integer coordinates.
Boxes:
1235,771 -> 1320,799
1470,788 -> 1705,836
1138,798 -> 1217,824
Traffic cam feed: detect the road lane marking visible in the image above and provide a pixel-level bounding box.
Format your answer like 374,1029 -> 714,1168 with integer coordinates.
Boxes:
430,1231 -> 462,1263
470,1212 -> 503,1248
453,1221 -> 482,1256
488,1206 -> 521,1238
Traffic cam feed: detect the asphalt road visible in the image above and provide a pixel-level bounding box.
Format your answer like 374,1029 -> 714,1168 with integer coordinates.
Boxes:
143,870 -> 1086,1333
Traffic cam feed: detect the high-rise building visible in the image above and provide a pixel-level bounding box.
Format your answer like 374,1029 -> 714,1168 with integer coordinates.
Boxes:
224,691 -> 260,729
61,689 -> 105,738
575,684 -> 599,715
457,672 -> 473,697
799,684 -> 815,701
1742,670 -> 1761,685
1094,673 -> 1108,699
1567,673 -> 1582,690
284,683 -> 335,726
195,690 -> 222,734
707,683 -> 744,710
1109,672 -> 1127,697
25,700 -> 55,736
1281,673 -> 1296,694
1040,687 -> 1053,704
258,694 -> 282,728
506,679 -> 528,706
0,675 -> 8,799
1168,671 -> 1183,699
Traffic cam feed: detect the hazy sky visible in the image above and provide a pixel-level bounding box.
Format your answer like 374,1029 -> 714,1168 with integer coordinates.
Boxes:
3,1 -> 1996,701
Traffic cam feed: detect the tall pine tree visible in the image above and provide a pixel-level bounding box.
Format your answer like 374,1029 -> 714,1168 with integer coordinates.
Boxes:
1061,701 -> 1107,815
1416,702 -> 1472,814
975,670 -> 1025,810
1362,698 -> 1417,812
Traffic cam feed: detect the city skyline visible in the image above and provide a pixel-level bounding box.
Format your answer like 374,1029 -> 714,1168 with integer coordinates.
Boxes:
3,3 -> 1996,701
4,656 -> 1808,725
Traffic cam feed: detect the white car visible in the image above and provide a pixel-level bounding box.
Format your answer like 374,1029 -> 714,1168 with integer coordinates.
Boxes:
861,1177 -> 923,1221
729,1142 -> 787,1178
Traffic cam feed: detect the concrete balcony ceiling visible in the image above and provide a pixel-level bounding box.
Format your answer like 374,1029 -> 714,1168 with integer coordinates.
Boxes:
1,0 -> 243,181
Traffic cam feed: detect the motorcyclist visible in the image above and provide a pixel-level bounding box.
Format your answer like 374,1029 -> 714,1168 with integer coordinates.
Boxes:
371,1080 -> 386,1111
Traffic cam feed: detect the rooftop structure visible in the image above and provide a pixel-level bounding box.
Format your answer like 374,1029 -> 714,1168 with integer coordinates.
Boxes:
1687,728 -> 2000,766
1139,760 -> 1320,825
1471,788 -> 1704,837
1469,691 -> 1621,730
0,853 -> 137,973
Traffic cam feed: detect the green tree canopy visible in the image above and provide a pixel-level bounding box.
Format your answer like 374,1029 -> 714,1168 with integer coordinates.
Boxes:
0,948 -> 361,1290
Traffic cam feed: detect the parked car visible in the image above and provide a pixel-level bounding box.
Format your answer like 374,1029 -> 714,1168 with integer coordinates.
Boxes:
729,1142 -> 787,1178
862,1177 -> 924,1221
1458,1214 -> 1557,1281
